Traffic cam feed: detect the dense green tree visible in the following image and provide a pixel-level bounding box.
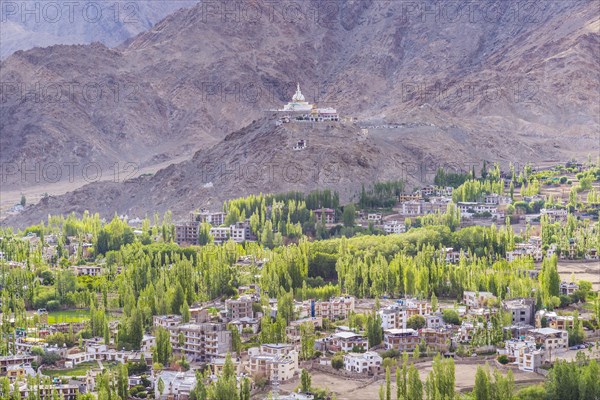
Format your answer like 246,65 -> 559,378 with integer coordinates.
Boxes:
153,327 -> 172,366
386,366 -> 392,400
473,366 -> 490,400
228,324 -> 242,355
408,363 -> 424,400
343,205 -> 356,227
181,299 -> 191,323
211,353 -> 238,400
240,377 -> 251,400
198,222 -> 213,245
300,322 -> 316,360
301,369 -> 312,392
366,311 -> 383,347
407,315 -> 426,330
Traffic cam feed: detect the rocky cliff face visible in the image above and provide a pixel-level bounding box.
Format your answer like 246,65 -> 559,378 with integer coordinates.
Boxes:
1,0 -> 598,225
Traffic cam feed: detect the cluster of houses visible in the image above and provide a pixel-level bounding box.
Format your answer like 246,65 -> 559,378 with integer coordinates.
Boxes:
505,235 -> 598,262
396,186 -> 511,219
175,210 -> 256,246
2,283 -> 595,400
10,232 -> 95,265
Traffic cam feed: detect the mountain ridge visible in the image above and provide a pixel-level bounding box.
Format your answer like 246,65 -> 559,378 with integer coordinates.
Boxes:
1,0 -> 598,225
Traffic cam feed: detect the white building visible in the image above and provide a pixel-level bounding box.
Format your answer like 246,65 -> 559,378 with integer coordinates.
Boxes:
402,200 -> 423,215
426,313 -> 444,329
443,248 -> 462,264
367,213 -> 383,223
277,83 -> 339,121
383,221 -> 406,234
343,351 -> 382,374
559,281 -> 579,295
457,202 -> 498,216
191,210 -> 226,225
484,193 -> 512,205
210,224 -> 246,244
499,338 -> 542,372
73,265 -> 102,276
281,83 -> 314,112
155,370 -> 197,400
379,299 -> 432,330
540,208 -> 568,221
141,334 -> 156,352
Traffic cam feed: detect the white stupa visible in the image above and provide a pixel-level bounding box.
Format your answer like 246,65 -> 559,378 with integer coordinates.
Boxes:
282,83 -> 314,112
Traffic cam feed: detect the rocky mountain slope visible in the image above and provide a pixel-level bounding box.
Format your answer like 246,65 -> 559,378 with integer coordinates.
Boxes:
0,1 -> 200,59
1,0 -> 598,225
2,112 -> 592,228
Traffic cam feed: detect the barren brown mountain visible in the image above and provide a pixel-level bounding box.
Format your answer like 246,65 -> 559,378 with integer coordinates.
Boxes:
0,1 -> 201,59
1,0 -> 599,226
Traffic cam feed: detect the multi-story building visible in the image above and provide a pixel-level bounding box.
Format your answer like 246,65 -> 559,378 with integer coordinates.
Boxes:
517,346 -> 544,372
457,202 -> 502,217
162,322 -> 232,363
0,355 -> 35,374
527,328 -> 568,360
420,328 -> 451,352
247,344 -> 299,382
343,351 -> 383,374
506,243 -> 544,262
310,296 -> 355,320
383,221 -> 406,234
540,208 -> 568,222
191,210 -> 226,226
367,213 -> 383,223
380,304 -> 407,330
402,201 -> 423,215
210,223 -> 247,244
398,193 -> 421,203
535,311 -> 575,330
484,194 -> 512,205
458,321 -> 485,343
426,313 -> 444,329
73,265 -> 102,276
383,329 -> 419,351
5,364 -> 35,382
313,208 -> 335,224
287,317 -> 323,338
175,222 -> 199,246
499,338 -> 542,372
141,334 -> 156,353
153,315 -> 183,329
225,295 -> 255,320
379,299 -> 432,330
503,298 -> 536,326
407,299 -> 432,317
329,332 -> 369,352
585,248 -> 599,260
503,324 -> 535,339
418,186 -> 453,198
560,281 -> 579,295
17,384 -> 79,400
